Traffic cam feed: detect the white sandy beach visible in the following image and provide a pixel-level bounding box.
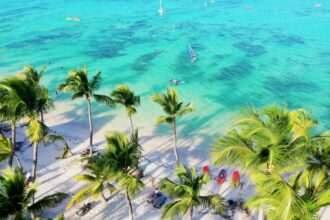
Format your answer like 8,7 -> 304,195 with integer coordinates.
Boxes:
3,98 -> 329,220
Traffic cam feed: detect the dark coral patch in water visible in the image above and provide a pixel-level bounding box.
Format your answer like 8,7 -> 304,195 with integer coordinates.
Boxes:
85,40 -> 127,59
264,75 -> 318,99
216,59 -> 254,81
131,50 -> 163,72
273,33 -> 304,46
233,42 -> 266,57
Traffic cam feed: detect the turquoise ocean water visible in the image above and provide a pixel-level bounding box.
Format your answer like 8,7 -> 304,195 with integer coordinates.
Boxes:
0,0 -> 329,138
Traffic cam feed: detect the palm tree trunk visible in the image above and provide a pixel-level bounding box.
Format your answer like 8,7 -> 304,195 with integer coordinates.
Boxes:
31,142 -> 39,182
8,122 -> 16,166
14,154 -> 23,170
172,119 -> 180,164
101,191 -> 107,202
129,115 -> 134,133
190,206 -> 193,220
87,98 -> 93,156
125,188 -> 134,220
40,111 -> 44,124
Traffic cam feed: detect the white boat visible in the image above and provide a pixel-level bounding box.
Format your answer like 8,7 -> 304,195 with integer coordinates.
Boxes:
158,0 -> 164,14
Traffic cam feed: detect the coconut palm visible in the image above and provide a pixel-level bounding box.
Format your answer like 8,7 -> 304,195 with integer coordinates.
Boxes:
18,65 -> 46,86
67,157 -> 116,208
151,87 -> 194,164
0,133 -> 22,169
26,119 -> 47,182
0,77 -> 40,167
290,109 -> 318,140
102,131 -> 144,220
58,65 -> 113,155
17,65 -> 53,124
211,106 -> 307,173
0,167 -> 67,220
246,168 -> 330,220
0,87 -> 24,167
111,85 -> 140,133
159,164 -> 225,220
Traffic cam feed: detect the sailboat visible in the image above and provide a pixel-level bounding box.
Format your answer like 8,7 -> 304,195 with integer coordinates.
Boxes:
158,0 -> 164,14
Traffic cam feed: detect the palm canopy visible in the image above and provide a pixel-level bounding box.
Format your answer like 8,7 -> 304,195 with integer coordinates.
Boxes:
211,106 -> 308,173
67,157 -> 116,208
151,87 -> 194,126
0,167 -> 67,219
159,164 -> 225,219
0,134 -> 12,163
17,65 -> 46,85
57,65 -> 113,104
102,131 -> 143,194
0,87 -> 24,123
111,84 -> 140,117
246,168 -> 330,220
0,76 -> 39,119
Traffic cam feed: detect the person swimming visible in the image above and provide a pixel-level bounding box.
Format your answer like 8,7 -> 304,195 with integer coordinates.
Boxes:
314,3 -> 321,7
169,79 -> 185,85
246,5 -> 251,10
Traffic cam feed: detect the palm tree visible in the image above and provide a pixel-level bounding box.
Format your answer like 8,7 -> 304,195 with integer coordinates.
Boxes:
26,119 -> 47,182
102,131 -> 144,220
0,133 -> 22,169
211,106 -> 306,173
111,85 -> 140,133
0,77 -> 40,167
18,65 -> 46,86
58,65 -> 113,155
151,87 -> 194,164
18,65 -> 53,124
246,168 -> 330,220
36,87 -> 54,124
67,157 -> 116,208
0,87 -> 24,167
0,167 -> 67,219
159,164 -> 225,220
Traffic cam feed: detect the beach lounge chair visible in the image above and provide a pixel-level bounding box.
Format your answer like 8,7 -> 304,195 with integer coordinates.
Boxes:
153,194 -> 167,209
76,203 -> 92,216
147,191 -> 161,204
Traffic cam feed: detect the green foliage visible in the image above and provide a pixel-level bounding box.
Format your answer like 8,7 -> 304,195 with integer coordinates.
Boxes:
0,134 -> 12,163
211,105 -> 308,173
67,157 -> 116,208
0,167 -> 67,219
58,65 -> 112,103
26,119 -> 48,145
211,105 -> 330,219
111,85 -> 140,117
151,87 -> 194,127
159,164 -> 225,219
102,130 -> 144,196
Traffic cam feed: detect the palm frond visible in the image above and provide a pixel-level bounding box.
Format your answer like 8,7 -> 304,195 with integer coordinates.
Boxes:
93,94 -> 114,106
28,193 -> 67,213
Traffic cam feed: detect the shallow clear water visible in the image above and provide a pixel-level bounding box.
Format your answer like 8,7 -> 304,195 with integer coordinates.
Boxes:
0,0 -> 329,136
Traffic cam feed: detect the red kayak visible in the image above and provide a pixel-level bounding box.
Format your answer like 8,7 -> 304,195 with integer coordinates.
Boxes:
202,165 -> 210,174
216,169 -> 227,184
232,170 -> 240,187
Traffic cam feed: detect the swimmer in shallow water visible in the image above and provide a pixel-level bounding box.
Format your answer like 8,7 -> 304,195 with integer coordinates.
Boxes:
73,17 -> 80,22
314,3 -> 321,7
246,6 -> 251,10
